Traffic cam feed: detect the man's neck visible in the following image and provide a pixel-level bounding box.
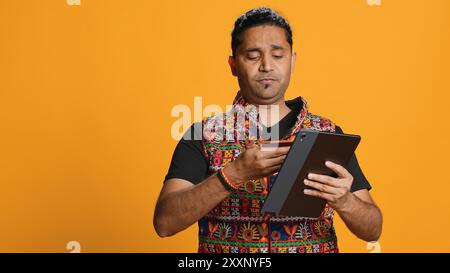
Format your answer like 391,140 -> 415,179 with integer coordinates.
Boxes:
257,99 -> 291,127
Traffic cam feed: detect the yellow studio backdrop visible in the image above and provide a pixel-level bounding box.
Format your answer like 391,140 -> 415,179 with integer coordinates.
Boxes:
0,0 -> 449,253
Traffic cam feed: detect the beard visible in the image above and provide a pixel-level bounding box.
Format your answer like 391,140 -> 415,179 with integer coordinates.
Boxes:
250,80 -> 286,102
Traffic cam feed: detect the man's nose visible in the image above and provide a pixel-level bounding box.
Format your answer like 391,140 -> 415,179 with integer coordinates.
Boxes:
259,55 -> 274,72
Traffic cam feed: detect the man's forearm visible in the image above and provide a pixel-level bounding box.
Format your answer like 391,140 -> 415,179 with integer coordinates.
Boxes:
336,193 -> 383,242
154,174 -> 231,237
154,146 -> 288,237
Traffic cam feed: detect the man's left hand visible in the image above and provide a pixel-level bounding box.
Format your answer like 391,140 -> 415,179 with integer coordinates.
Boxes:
303,161 -> 354,212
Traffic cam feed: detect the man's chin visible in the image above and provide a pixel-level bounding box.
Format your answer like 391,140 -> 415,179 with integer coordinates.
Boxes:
252,90 -> 283,104
252,94 -> 283,105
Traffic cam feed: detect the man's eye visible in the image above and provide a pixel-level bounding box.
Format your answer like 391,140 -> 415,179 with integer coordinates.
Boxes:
273,55 -> 284,59
247,56 -> 259,60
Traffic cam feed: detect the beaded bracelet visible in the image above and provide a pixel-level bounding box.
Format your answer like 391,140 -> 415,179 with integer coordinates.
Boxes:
217,168 -> 238,192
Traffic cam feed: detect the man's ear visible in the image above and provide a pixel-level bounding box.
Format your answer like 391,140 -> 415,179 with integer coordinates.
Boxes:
228,56 -> 237,76
291,52 -> 297,73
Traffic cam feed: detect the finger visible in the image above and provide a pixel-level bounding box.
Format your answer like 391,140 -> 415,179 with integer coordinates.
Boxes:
307,173 -> 340,188
259,164 -> 283,177
303,188 -> 334,202
260,146 -> 290,158
266,164 -> 282,173
264,155 -> 287,167
304,179 -> 339,195
247,144 -> 261,151
325,161 -> 351,178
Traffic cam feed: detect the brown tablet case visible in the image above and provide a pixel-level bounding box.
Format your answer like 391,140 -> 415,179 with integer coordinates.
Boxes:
260,128 -> 361,218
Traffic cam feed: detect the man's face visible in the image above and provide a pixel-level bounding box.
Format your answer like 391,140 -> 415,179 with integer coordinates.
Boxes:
229,24 -> 296,105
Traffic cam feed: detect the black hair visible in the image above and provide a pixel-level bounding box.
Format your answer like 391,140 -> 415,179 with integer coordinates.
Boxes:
231,7 -> 293,56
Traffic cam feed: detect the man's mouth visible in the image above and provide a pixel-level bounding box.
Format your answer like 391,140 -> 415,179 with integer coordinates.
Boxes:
257,78 -> 277,85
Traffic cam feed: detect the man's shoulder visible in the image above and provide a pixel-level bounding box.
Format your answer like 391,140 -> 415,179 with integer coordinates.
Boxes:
180,122 -> 204,142
304,112 -> 337,132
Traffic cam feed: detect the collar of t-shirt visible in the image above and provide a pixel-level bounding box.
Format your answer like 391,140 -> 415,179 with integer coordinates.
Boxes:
260,98 -> 302,141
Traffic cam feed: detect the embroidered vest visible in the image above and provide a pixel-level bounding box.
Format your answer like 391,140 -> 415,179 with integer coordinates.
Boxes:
199,92 -> 338,253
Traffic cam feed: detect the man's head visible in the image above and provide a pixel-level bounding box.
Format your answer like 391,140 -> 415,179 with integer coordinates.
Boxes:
229,7 -> 296,105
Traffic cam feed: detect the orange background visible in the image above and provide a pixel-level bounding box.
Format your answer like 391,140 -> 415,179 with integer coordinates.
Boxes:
0,0 -> 449,252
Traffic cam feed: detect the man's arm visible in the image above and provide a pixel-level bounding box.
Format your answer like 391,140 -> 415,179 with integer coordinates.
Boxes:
336,189 -> 383,242
304,161 -> 382,242
154,145 -> 289,237
153,175 -> 232,238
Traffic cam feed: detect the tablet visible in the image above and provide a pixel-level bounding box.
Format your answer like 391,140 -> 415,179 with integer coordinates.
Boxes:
260,128 -> 361,218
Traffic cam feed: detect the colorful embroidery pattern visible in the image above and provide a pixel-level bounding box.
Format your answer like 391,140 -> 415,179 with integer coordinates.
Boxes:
199,91 -> 338,253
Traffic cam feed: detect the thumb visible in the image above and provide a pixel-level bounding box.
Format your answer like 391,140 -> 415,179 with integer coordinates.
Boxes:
244,140 -> 260,150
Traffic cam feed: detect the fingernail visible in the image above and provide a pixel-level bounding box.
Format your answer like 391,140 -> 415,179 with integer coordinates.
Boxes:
325,161 -> 331,166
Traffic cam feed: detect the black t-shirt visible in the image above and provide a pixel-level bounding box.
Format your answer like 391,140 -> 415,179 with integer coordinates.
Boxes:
164,100 -> 371,192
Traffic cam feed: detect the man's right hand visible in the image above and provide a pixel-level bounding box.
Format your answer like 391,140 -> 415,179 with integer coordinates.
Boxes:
154,144 -> 290,237
225,145 -> 290,186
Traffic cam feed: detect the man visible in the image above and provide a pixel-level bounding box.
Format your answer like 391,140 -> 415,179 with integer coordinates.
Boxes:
154,7 -> 382,253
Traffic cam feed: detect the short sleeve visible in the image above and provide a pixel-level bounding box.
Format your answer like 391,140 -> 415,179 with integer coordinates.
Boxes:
164,123 -> 209,185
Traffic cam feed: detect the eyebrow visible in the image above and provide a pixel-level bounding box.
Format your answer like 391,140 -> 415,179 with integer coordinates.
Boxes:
244,44 -> 286,52
271,44 -> 285,50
